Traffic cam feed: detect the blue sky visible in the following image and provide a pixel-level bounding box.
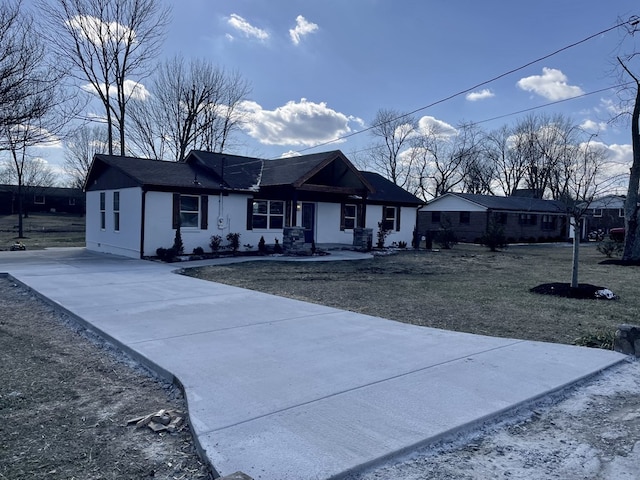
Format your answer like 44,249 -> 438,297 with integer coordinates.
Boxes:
38,1 -> 640,183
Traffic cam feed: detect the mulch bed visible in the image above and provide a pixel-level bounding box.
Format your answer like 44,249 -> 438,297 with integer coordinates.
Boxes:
530,283 -> 610,299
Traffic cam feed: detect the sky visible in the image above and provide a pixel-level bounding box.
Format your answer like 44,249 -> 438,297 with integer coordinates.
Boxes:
34,0 -> 640,188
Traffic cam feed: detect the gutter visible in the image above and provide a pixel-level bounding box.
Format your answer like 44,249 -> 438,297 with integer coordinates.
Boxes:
140,189 -> 147,259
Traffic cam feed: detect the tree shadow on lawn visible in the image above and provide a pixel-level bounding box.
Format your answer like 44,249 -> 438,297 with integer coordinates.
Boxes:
530,283 -> 614,299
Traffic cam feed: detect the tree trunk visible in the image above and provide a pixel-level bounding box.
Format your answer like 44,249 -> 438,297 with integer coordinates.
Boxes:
623,80 -> 640,261
571,217 -> 580,288
17,182 -> 24,238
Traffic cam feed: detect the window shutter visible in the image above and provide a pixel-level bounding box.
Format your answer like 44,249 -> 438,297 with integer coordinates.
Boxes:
340,203 -> 346,231
246,198 -> 253,230
172,193 -> 180,229
200,195 -> 208,229
396,207 -> 401,231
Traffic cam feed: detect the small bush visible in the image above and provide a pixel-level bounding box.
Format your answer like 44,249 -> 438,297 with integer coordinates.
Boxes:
573,329 -> 615,350
156,247 -> 167,259
434,219 -> 457,249
258,236 -> 266,254
597,239 -> 623,258
397,241 -> 408,249
480,215 -> 507,252
173,225 -> 184,255
210,235 -> 223,252
243,244 -> 254,251
376,222 -> 391,248
274,238 -> 283,254
226,232 -> 241,254
193,246 -> 204,255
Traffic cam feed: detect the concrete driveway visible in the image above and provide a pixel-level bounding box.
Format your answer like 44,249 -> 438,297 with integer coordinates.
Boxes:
0,248 -> 625,480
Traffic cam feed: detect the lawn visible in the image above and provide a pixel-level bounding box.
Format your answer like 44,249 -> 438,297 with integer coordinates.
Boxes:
184,243 -> 638,346
0,213 -> 85,250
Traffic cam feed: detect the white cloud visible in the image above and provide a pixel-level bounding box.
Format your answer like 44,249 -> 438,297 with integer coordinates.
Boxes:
517,68 -> 584,101
289,15 -> 319,45
239,98 -> 356,146
81,79 -> 150,101
466,89 -> 495,101
280,150 -> 302,158
66,15 -> 135,46
580,119 -> 607,133
228,14 -> 269,41
417,116 -> 457,137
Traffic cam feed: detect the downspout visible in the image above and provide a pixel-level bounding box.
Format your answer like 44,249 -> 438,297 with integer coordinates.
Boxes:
139,189 -> 147,259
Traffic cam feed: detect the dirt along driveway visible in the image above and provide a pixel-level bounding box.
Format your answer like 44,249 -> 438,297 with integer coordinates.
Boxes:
0,277 -> 214,480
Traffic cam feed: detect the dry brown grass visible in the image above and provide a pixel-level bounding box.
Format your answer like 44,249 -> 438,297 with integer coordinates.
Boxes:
0,213 -> 85,250
185,243 -> 638,345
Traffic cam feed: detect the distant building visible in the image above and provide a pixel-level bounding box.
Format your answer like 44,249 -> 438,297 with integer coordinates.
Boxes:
417,193 -> 570,244
0,185 -> 85,215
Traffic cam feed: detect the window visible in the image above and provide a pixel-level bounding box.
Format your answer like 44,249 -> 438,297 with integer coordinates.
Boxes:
432,211 -> 441,223
34,195 -> 45,205
180,195 -> 199,228
113,191 -> 120,232
518,213 -> 537,226
251,200 -> 284,229
459,211 -> 470,224
69,198 -> 76,206
99,192 -> 106,230
541,215 -> 556,230
343,204 -> 357,230
593,208 -> 603,217
619,208 -> 625,218
382,206 -> 400,231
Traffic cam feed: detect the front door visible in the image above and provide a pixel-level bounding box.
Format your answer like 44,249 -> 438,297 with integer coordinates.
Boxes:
301,203 -> 315,243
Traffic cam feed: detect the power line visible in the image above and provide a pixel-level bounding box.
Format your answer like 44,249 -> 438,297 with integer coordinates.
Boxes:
293,17 -> 636,155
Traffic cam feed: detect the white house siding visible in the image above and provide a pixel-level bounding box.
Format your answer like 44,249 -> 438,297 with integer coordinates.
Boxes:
143,192 -> 261,256
313,202 -> 354,244
420,196 -> 486,212
366,205 -> 417,246
86,187 -> 142,259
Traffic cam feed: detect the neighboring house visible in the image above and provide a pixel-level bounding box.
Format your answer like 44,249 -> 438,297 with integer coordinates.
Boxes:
84,150 -> 424,259
583,195 -> 626,234
0,184 -> 85,215
417,193 -> 570,244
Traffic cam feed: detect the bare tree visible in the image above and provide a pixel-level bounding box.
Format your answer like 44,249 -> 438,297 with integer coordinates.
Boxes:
366,109 -> 417,188
64,125 -> 108,188
38,0 -> 171,156
128,57 -> 251,161
484,125 -> 528,196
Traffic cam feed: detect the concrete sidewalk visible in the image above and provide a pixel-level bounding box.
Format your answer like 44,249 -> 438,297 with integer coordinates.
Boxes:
0,248 -> 625,480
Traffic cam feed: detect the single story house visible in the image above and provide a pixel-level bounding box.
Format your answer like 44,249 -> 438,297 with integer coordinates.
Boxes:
0,184 -> 85,215
84,150 -> 424,258
583,195 -> 626,234
417,192 -> 570,244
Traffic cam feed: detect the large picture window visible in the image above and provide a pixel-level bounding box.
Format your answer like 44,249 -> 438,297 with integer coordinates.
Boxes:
251,200 -> 284,229
518,213 -> 537,226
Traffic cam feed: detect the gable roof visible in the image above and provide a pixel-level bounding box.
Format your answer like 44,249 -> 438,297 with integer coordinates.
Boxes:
86,154 -> 226,192
429,193 -> 568,213
360,172 -> 424,205
185,151 -> 262,190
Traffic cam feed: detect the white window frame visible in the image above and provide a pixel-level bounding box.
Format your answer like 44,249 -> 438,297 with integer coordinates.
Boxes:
382,206 -> 396,231
619,208 -> 625,218
34,194 -> 45,205
99,192 -> 106,230
180,195 -> 200,228
343,204 -> 357,230
113,191 -> 120,232
252,199 -> 284,230
593,208 -> 603,217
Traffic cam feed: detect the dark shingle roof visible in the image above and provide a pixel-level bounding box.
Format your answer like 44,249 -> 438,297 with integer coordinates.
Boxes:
186,151 -> 262,190
89,154 -> 225,190
447,193 -> 567,213
360,172 -> 424,205
260,151 -> 343,186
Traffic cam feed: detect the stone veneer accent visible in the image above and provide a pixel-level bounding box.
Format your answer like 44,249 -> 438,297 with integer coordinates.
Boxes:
282,226 -> 308,254
615,324 -> 640,357
353,227 -> 373,251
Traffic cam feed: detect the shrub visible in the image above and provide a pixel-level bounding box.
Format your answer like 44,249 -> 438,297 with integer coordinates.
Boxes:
164,247 -> 178,262
172,225 -> 184,255
210,235 -> 223,252
311,239 -> 316,255
244,244 -> 254,251
376,222 -> 391,248
156,247 -> 167,259
480,215 -> 507,252
397,241 -> 408,249
434,219 -> 457,249
597,239 -> 623,258
193,246 -> 204,255
274,238 -> 283,254
226,232 -> 241,254
573,329 -> 615,350
258,236 -> 267,254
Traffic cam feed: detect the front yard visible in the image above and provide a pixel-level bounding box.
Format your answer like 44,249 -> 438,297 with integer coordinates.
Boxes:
184,243 -> 638,346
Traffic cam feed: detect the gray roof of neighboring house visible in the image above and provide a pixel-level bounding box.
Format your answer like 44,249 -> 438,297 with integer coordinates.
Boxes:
438,193 -> 568,213
360,172 -> 424,205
